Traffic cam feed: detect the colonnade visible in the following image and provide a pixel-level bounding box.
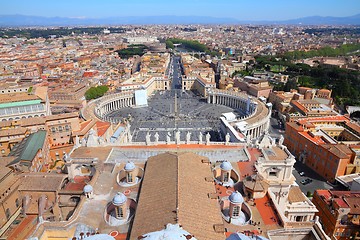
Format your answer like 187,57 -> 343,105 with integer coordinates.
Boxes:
207,89 -> 256,116
208,89 -> 271,139
94,92 -> 135,119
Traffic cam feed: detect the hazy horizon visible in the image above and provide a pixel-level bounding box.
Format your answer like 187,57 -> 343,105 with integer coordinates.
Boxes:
1,0 -> 360,21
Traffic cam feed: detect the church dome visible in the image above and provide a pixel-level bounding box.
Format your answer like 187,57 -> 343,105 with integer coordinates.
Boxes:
112,192 -> 127,206
124,161 -> 136,171
83,184 -> 93,193
229,191 -> 244,204
220,161 -> 232,171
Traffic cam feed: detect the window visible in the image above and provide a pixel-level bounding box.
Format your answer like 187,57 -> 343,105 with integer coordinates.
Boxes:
269,171 -> 277,177
127,173 -> 133,182
232,206 -> 240,217
116,207 -> 123,218
223,172 -> 229,182
295,216 -> 303,222
5,208 -> 11,220
15,198 -> 20,208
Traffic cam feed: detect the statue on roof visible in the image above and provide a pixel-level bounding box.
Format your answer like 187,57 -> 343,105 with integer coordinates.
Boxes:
198,132 -> 203,144
166,132 -> 171,144
146,132 -> 151,145
175,130 -> 180,144
279,135 -> 284,146
206,132 -> 211,145
225,132 -> 230,145
186,131 -> 191,144
154,132 -> 159,144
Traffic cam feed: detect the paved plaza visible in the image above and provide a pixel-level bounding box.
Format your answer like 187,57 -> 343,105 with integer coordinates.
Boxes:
106,90 -> 244,142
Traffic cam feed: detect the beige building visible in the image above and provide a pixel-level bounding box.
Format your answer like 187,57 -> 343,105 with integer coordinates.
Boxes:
50,83 -> 89,101
234,76 -> 273,98
0,158 -> 21,237
243,133 -> 318,228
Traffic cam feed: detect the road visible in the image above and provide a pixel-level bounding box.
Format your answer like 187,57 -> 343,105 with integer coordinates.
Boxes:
169,56 -> 182,90
292,160 -> 342,196
268,113 -> 285,139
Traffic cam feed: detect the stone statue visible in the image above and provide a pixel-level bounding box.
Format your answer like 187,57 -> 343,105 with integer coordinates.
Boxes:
198,132 -> 203,144
154,132 -> 159,144
81,138 -> 87,147
186,131 -> 191,144
146,132 -> 151,145
63,153 -> 70,162
98,137 -> 105,146
246,135 -> 251,145
225,133 -> 230,145
206,132 -> 211,145
75,135 -> 80,147
166,132 -> 171,144
279,135 -> 284,146
175,130 -> 180,144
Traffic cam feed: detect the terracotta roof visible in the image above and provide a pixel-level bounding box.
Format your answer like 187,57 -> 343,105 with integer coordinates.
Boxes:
321,144 -> 352,159
130,152 -> 224,240
0,92 -> 40,103
346,122 -> 360,135
96,121 -> 111,137
288,186 -> 307,203
0,127 -> 27,137
344,197 -> 360,214
18,173 -> 65,192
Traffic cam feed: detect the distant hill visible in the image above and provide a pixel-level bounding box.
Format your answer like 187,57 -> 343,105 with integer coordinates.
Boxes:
0,15 -> 239,26
274,14 -> 360,25
0,14 -> 359,26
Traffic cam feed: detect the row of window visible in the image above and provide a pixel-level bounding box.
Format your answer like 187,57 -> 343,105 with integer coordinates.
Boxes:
51,125 -> 71,132
1,88 -> 28,93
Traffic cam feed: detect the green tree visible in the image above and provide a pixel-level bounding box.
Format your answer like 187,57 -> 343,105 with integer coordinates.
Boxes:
85,85 -> 109,100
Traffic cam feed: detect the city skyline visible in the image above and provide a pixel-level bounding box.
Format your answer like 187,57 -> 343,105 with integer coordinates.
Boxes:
1,0 -> 360,21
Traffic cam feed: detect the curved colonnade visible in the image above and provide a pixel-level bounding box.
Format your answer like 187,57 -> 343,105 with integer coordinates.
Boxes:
207,89 -> 271,139
82,91 -> 135,122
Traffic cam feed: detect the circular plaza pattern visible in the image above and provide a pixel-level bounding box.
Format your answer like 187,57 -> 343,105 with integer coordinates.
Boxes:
104,90 -> 242,142
83,87 -> 271,143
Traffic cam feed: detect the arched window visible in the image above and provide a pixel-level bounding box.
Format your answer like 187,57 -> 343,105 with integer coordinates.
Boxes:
232,206 -> 240,217
223,172 -> 229,182
127,173 -> 133,182
116,207 -> 123,218
15,198 -> 20,208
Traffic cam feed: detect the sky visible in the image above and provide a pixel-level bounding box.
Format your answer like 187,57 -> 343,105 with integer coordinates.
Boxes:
1,0 -> 359,21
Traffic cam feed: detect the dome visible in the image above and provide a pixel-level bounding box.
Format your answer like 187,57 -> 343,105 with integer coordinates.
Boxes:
142,223 -> 197,240
220,161 -> 232,171
112,192 -> 127,206
85,234 -> 115,240
83,184 -> 93,193
229,191 -> 244,204
124,161 -> 136,171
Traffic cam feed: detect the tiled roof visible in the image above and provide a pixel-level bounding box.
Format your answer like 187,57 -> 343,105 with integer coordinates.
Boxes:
288,186 -> 307,203
130,152 -> 224,240
18,173 -> 65,191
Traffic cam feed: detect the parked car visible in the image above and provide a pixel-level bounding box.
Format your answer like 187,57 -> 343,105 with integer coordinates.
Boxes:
299,171 -> 305,176
301,178 -> 313,185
